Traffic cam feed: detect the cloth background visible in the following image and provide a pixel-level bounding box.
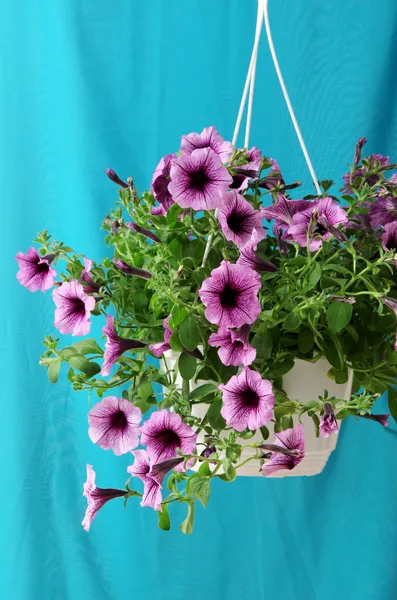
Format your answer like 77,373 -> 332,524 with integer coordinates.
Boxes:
1,1 -> 397,599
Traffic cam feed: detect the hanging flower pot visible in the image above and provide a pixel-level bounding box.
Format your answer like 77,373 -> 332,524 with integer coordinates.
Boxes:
15,0 -> 396,533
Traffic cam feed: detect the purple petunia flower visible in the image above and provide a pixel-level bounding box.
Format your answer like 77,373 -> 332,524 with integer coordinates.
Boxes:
261,195 -> 310,236
262,424 -> 305,476
209,324 -> 256,367
319,402 -> 338,438
15,247 -> 57,292
219,367 -> 274,431
88,396 -> 142,456
151,204 -> 167,216
101,315 -> 146,376
80,258 -> 101,295
198,260 -> 261,329
168,148 -> 233,211
106,168 -> 128,188
113,258 -> 152,279
82,465 -> 126,531
52,280 -> 95,336
288,197 -> 348,251
359,413 -> 389,427
140,410 -> 197,469
237,229 -> 278,273
217,191 -> 265,248
387,174 -> 397,186
369,196 -> 397,228
229,172 -> 250,192
381,222 -> 397,259
180,126 -> 233,164
381,296 -> 397,350
346,201 -> 372,230
149,316 -> 172,357
127,451 -> 183,511
151,153 -> 175,212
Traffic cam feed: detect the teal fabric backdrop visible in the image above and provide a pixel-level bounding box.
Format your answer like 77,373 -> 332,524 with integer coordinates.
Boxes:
2,1 -> 397,599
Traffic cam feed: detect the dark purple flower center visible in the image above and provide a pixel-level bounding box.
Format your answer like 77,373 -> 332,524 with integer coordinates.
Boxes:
227,211 -> 246,233
70,297 -> 86,315
230,174 -> 246,189
386,238 -> 397,251
36,261 -> 50,273
157,428 -> 181,448
241,387 -> 259,407
189,168 -> 210,191
220,285 -> 238,308
110,410 -> 128,430
314,222 -> 327,236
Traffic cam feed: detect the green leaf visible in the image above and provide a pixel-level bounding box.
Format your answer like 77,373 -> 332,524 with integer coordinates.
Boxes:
308,263 -> 322,288
72,338 -> 103,355
312,413 -> 320,437
327,302 -> 353,334
387,387 -> 397,424
169,332 -> 183,352
323,264 -> 352,275
48,360 -> 61,383
180,500 -> 195,535
178,353 -> 196,380
207,399 -> 226,430
251,329 -> 273,359
298,327 -> 314,354
166,202 -> 183,225
158,504 -> 171,531
138,382 -> 154,401
189,476 -> 210,508
179,317 -> 201,352
334,368 -> 349,384
60,347 -> 79,360
219,459 -> 237,482
169,305 -> 189,329
284,311 -> 301,331
260,425 -> 269,441
69,354 -> 94,373
198,462 -> 212,476
189,384 -> 218,401
323,336 -> 344,370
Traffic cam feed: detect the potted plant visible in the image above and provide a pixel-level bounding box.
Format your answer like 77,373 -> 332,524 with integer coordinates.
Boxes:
16,127 -> 397,533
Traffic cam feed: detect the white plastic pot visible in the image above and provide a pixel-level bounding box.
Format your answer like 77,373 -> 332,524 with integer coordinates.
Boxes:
162,351 -> 352,478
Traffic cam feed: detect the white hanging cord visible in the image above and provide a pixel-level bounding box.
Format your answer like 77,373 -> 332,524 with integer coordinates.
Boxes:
262,0 -> 321,194
232,0 -> 264,148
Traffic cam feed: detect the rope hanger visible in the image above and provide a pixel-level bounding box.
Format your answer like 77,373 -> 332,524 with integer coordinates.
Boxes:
202,0 -> 321,266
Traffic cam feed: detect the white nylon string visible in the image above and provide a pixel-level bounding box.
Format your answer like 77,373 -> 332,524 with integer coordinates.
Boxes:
263,0 -> 321,194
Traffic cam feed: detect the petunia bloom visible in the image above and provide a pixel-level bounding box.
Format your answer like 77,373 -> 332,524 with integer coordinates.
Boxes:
209,324 -> 256,367
369,196 -> 397,228
319,402 -> 338,438
140,410 -> 197,469
80,258 -> 101,295
359,413 -> 389,427
53,280 -> 95,336
82,465 -> 126,531
381,296 -> 397,350
180,126 -> 233,164
219,367 -> 274,431
217,190 -> 265,248
149,316 -> 172,357
237,229 -> 278,273
262,424 -> 305,476
288,197 -> 348,251
15,247 -> 57,292
151,153 -> 175,212
198,260 -> 261,328
127,222 -> 161,244
261,195 -> 310,236
88,396 -> 142,456
101,315 -> 146,376
381,222 -> 397,260
113,258 -> 152,279
168,148 -> 233,211
127,451 -> 183,511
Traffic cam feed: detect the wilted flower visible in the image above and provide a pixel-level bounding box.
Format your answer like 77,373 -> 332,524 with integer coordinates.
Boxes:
169,148 -> 233,211
262,424 -> 305,476
258,158 -> 284,190
209,324 -> 256,367
353,137 -> 367,165
82,465 -> 126,531
288,197 -> 348,251
101,315 -> 146,376
219,367 -> 274,431
127,222 -> 161,244
113,258 -> 152,279
53,280 -> 95,336
88,396 -> 142,455
237,229 -> 278,273
359,413 -> 389,427
106,168 -> 128,188
151,154 -> 175,212
369,196 -> 397,228
319,402 -> 338,437
198,260 -> 261,328
140,410 -> 197,469
80,258 -> 101,295
15,248 -> 57,292
180,126 -> 233,163
149,316 -> 172,357
217,190 -> 265,248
